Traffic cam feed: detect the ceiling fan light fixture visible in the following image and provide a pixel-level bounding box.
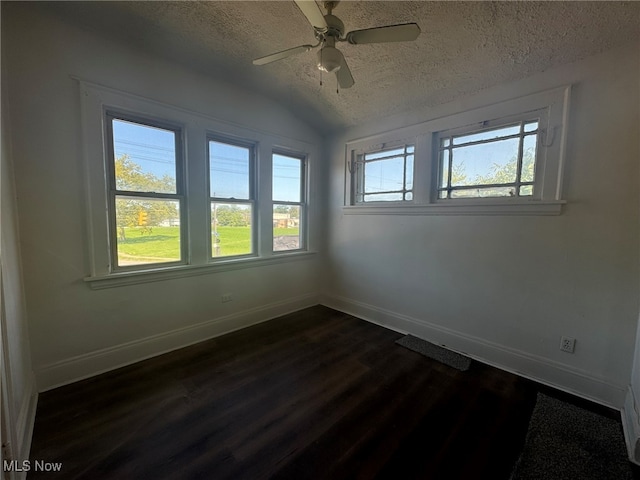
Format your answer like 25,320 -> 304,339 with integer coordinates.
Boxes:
317,46 -> 343,73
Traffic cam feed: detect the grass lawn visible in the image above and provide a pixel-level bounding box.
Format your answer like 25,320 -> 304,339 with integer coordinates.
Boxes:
117,226 -> 300,264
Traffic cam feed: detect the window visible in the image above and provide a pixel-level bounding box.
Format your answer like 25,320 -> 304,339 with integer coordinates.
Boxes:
80,81 -> 316,288
437,118 -> 539,200
272,152 -> 306,252
355,144 -> 414,203
208,138 -> 255,258
344,85 -> 570,215
107,114 -> 185,270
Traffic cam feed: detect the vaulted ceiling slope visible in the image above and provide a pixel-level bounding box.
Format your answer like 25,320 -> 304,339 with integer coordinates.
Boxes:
41,1 -> 640,136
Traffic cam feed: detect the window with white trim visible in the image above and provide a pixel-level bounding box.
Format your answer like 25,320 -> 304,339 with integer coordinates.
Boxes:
107,113 -> 186,270
208,138 -> 256,259
272,152 -> 306,252
344,85 -> 570,215
79,80 -> 316,288
354,144 -> 415,203
436,116 -> 540,200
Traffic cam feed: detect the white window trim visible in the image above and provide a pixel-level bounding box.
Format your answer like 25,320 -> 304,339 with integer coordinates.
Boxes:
78,79 -> 317,288
344,85 -> 570,215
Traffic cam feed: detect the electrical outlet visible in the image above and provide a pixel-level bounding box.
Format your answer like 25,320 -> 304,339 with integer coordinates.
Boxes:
221,293 -> 233,303
560,336 -> 576,353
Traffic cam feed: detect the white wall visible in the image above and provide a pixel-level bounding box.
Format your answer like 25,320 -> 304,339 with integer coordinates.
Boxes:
324,42 -> 640,408
2,3 -> 323,390
1,15 -> 37,467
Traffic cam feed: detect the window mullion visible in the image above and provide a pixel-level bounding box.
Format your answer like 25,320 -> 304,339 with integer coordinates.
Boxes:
258,141 -> 273,256
402,145 -> 408,200
186,126 -> 209,266
515,121 -> 525,196
447,145 -> 453,199
412,135 -> 429,203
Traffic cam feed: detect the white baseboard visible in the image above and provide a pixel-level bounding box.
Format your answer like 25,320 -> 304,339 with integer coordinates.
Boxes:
36,293 -> 319,392
622,386 -> 640,465
322,294 -> 626,409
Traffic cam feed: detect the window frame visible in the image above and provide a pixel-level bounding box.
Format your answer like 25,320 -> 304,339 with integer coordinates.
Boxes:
79,80 -> 318,289
105,111 -> 188,272
344,85 -> 570,216
207,134 -> 257,261
272,149 -> 308,254
354,143 -> 415,204
434,111 -> 544,202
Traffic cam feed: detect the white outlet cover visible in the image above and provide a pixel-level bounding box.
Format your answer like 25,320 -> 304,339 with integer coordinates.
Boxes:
560,336 -> 576,353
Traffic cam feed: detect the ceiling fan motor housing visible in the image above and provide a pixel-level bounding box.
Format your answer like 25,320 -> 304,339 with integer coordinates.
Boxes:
317,14 -> 344,39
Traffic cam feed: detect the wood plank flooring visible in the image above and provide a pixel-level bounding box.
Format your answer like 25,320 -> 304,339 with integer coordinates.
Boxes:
28,305 -> 595,479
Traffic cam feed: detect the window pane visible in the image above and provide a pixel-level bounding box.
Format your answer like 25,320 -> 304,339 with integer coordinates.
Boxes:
452,124 -> 520,146
521,134 -> 537,183
450,186 -> 516,198
211,203 -> 252,257
364,157 -> 404,193
524,121 -> 539,133
405,155 -> 414,191
209,141 -> 250,199
519,185 -> 533,196
273,205 -> 301,252
112,119 -> 177,194
451,137 -> 519,186
365,147 -> 406,161
363,192 -> 404,202
115,197 -> 181,266
273,154 -> 302,202
440,150 -> 450,188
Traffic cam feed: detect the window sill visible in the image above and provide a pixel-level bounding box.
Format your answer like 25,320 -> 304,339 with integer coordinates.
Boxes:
84,251 -> 317,290
343,200 -> 565,216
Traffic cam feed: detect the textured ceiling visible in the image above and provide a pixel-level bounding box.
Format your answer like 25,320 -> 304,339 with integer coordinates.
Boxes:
43,1 -> 640,135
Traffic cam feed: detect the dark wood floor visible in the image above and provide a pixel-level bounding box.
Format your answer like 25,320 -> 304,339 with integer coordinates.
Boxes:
27,306 -> 627,479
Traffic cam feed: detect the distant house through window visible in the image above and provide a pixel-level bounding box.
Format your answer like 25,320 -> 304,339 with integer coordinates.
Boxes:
272,152 -> 306,252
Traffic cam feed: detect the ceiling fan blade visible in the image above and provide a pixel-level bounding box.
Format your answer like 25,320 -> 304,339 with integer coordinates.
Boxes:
294,0 -> 328,31
253,44 -> 313,66
336,57 -> 354,89
346,23 -> 421,45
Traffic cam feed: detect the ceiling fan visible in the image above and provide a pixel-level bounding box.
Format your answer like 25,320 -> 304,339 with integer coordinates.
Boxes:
252,0 -> 421,89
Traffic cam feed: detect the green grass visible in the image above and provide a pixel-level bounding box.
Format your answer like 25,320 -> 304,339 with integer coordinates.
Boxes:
117,226 -> 180,264
212,226 -> 251,257
116,225 -> 300,264
274,227 -> 299,237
